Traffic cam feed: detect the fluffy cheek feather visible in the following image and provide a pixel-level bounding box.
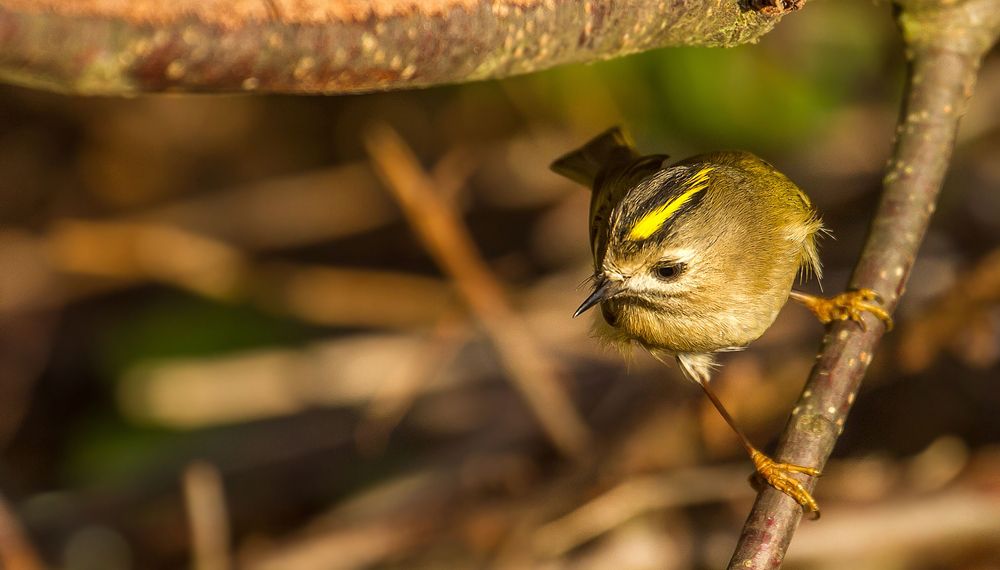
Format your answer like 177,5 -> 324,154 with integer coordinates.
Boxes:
589,310 -> 639,360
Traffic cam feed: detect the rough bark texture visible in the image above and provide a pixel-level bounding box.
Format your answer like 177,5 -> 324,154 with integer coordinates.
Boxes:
0,0 -> 795,95
727,0 -> 1000,567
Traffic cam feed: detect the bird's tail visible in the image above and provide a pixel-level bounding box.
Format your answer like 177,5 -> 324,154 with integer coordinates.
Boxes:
550,126 -> 639,187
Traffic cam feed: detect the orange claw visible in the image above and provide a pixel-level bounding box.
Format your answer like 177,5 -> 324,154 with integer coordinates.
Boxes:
791,288 -> 893,332
750,448 -> 822,518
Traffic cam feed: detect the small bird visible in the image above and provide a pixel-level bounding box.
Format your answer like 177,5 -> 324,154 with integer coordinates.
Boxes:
552,127 -> 891,516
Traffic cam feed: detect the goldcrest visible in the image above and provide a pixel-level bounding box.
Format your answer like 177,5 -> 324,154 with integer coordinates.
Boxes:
552,127 -> 892,516
552,126 -> 823,381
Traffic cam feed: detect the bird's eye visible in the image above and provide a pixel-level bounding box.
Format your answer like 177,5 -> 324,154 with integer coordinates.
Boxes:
653,262 -> 683,280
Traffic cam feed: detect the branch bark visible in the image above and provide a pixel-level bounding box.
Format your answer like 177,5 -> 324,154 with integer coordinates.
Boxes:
0,0 -> 797,95
728,0 -> 1000,567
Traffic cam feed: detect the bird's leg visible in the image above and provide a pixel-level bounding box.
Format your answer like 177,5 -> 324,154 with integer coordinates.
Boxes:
790,289 -> 893,331
696,379 -> 821,517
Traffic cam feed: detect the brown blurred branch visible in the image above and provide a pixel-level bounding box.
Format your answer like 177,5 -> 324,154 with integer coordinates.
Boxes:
0,0 -> 800,95
898,246 -> 1000,372
729,0 -> 1000,567
364,123 -> 592,458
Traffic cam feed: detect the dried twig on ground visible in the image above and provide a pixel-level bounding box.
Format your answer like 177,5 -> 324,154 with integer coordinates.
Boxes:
728,1 -> 1000,567
364,123 -> 591,458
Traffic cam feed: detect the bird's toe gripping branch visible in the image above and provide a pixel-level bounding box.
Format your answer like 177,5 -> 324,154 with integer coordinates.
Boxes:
791,289 -> 893,332
749,448 -> 822,518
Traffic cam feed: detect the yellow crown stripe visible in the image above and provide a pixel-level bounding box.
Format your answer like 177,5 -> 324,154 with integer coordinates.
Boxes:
626,167 -> 714,241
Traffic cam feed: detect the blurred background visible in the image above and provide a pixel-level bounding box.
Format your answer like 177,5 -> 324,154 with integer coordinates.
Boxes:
1,1 -> 999,568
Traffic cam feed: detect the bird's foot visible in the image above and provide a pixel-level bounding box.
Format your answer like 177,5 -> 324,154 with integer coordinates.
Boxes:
792,289 -> 893,332
749,448 -> 821,518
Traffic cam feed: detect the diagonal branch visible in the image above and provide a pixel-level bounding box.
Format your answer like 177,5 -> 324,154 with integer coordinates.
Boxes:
728,1 -> 1000,567
0,0 -> 799,95
363,123 -> 592,458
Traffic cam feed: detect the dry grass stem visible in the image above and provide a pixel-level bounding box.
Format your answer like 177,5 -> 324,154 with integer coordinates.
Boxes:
184,462 -> 233,570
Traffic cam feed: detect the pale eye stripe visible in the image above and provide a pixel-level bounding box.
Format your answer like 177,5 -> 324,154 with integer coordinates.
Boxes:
626,167 -> 713,241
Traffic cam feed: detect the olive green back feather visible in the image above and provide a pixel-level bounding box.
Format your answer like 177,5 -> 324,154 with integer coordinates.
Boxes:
550,127 -> 638,187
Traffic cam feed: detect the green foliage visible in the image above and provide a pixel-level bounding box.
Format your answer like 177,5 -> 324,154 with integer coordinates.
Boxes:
63,415 -> 181,486
97,293 -> 309,380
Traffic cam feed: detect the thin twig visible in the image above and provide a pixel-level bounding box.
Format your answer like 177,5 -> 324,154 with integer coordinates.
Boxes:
364,124 -> 592,458
728,1 -> 1000,567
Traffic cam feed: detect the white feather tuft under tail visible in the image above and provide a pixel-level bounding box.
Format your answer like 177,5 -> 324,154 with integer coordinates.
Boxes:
674,352 -> 718,384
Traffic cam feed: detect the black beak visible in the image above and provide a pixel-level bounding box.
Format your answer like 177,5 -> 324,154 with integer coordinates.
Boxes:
573,279 -> 616,318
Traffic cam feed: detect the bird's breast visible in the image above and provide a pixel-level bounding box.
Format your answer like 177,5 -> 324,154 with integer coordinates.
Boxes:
601,293 -> 784,354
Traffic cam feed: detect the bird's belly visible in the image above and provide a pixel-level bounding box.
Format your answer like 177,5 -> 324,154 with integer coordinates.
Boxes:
604,295 -> 785,354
